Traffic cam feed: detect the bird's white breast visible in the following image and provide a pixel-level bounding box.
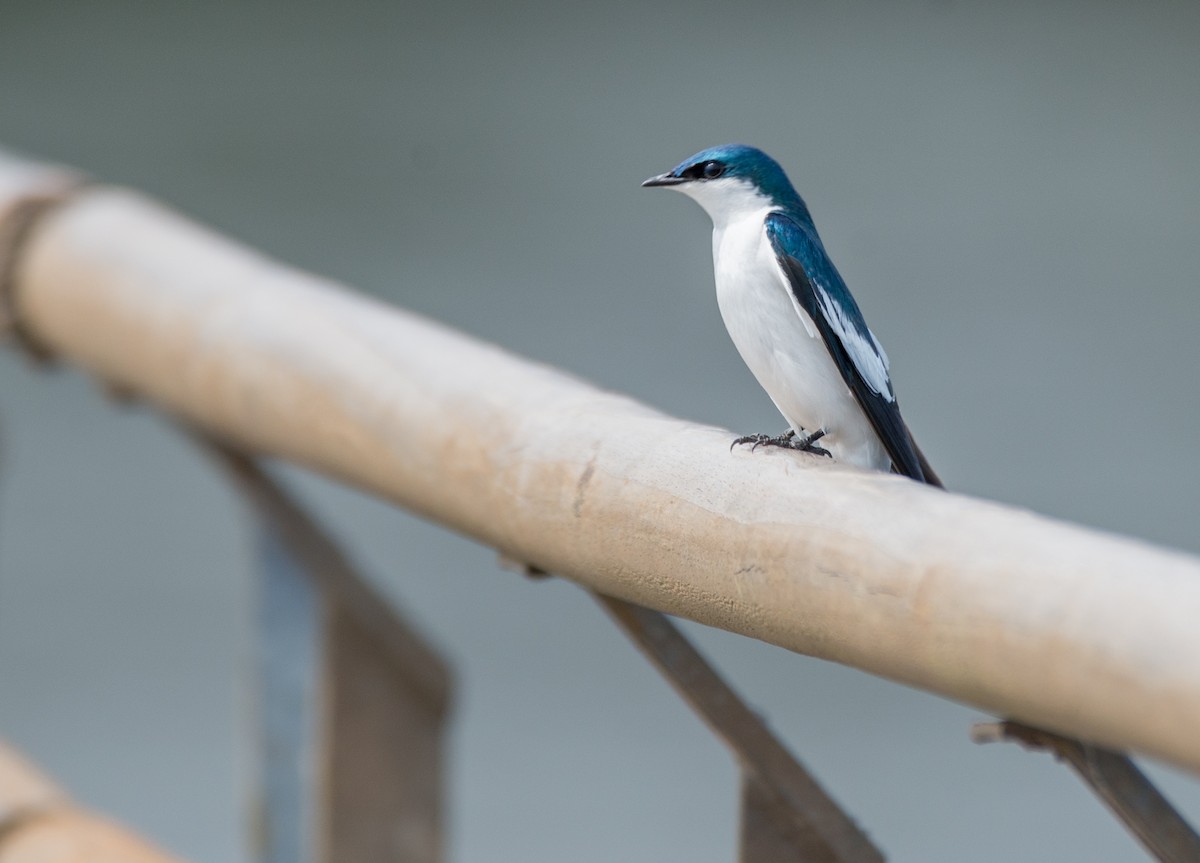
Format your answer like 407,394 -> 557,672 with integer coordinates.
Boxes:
711,211 -> 890,472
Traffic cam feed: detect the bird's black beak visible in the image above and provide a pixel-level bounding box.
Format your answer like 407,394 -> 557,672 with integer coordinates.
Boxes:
641,172 -> 685,188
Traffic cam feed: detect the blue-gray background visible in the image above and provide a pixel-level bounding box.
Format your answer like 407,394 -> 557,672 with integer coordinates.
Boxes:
2,2 -> 1198,860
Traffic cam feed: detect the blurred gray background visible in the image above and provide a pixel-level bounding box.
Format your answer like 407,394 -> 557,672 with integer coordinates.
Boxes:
2,1 -> 1198,860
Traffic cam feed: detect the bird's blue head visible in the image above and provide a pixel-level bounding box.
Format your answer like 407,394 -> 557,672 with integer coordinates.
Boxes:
642,144 -> 808,220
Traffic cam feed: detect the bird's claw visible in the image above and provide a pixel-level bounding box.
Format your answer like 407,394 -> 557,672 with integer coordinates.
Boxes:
732,427 -> 831,458
731,432 -> 775,452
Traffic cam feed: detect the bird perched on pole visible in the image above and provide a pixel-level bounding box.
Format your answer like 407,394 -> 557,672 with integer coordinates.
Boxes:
643,144 -> 941,487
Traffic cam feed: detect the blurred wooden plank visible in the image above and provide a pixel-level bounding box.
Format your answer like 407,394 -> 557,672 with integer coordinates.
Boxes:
325,604 -> 446,863
595,595 -> 884,863
257,525 -> 324,863
0,810 -> 186,863
739,774 -> 839,863
216,444 -> 451,715
0,742 -> 66,826
204,443 -> 451,863
0,150 -> 83,360
0,742 -> 185,863
974,721 -> 1200,863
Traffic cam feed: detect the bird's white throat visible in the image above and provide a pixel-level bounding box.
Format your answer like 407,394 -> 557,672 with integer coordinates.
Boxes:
670,176 -> 777,229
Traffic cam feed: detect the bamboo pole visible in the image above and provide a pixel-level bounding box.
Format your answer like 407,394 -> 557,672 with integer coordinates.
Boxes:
3,151 -> 1200,772
0,742 -> 185,863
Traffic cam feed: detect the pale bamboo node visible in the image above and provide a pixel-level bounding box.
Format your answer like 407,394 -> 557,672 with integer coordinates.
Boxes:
3,151 -> 1200,773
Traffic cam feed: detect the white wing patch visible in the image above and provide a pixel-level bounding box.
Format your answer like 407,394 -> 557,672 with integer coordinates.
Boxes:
812,281 -> 895,402
764,218 -> 896,404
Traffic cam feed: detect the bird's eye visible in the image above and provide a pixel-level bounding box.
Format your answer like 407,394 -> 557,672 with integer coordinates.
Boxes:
702,161 -> 725,179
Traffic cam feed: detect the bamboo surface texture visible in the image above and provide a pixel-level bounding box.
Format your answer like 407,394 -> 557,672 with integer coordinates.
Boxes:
3,151 -> 1200,772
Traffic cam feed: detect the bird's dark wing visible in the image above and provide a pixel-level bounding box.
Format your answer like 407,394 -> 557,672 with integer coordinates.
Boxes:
765,212 -> 937,485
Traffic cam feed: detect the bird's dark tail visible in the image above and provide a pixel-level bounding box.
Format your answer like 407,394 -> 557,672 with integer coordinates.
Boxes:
897,422 -> 944,488
913,440 -> 943,488
912,441 -> 940,489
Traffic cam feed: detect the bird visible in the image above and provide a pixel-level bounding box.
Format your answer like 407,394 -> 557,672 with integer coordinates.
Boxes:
643,144 -> 941,486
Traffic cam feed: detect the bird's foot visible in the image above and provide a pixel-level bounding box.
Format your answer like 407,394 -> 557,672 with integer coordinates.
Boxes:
731,427 -> 831,457
790,427 -> 832,457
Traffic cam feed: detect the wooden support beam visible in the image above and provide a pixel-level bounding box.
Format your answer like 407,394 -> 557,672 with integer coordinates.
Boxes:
595,595 -> 884,863
973,721 -> 1200,863
206,444 -> 452,863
